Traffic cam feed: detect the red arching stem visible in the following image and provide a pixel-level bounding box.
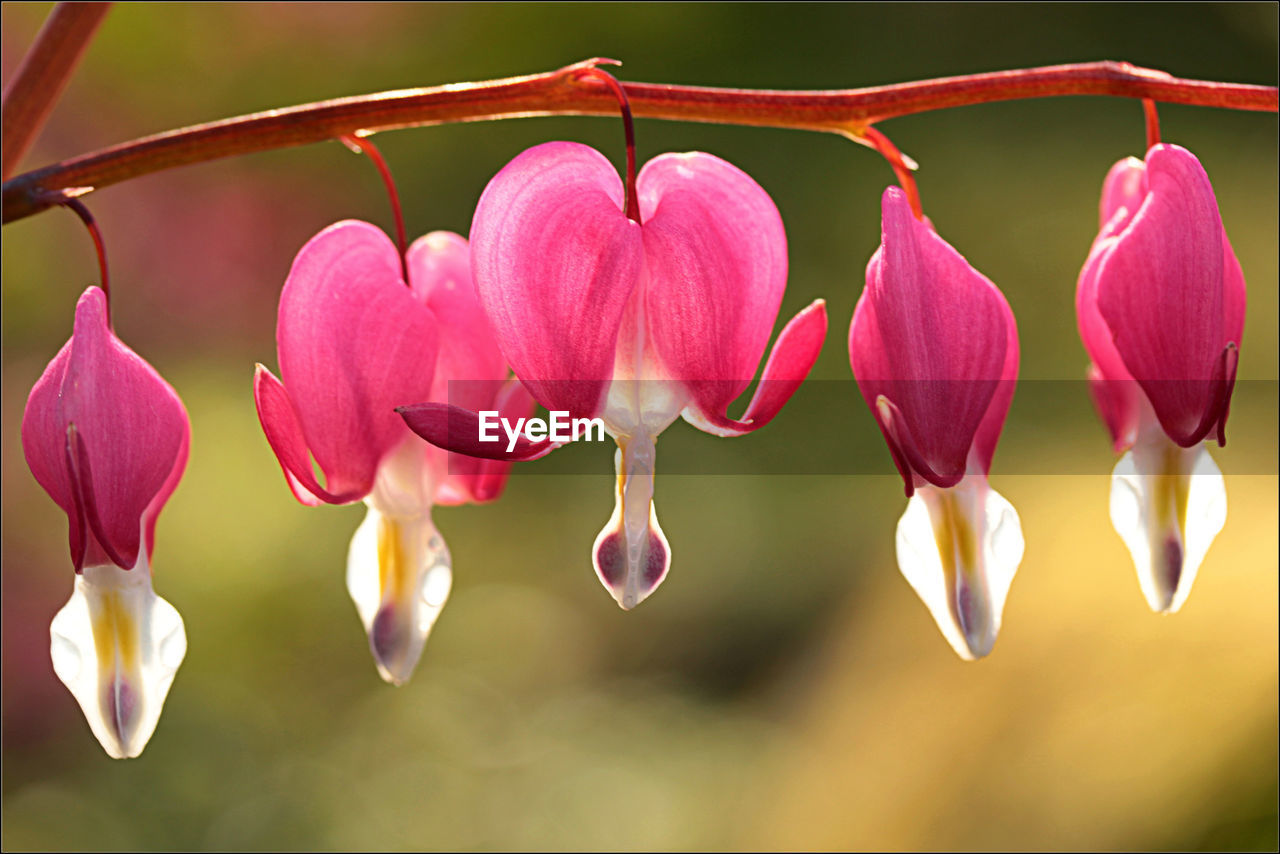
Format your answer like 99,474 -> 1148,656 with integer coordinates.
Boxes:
2,59 -> 1275,224
56,195 -> 111,326
340,134 -> 409,283
1143,98 -> 1161,149
862,127 -> 923,220
573,63 -> 640,223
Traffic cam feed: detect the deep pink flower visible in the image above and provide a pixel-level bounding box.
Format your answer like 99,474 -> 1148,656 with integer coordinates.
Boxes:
400,142 -> 827,609
22,286 -> 190,758
254,222 -> 528,684
1076,144 -> 1245,613
850,187 -> 1022,660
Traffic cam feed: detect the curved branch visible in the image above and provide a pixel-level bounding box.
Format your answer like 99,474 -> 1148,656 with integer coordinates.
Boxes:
3,58 -> 1276,224
2,3 -> 112,181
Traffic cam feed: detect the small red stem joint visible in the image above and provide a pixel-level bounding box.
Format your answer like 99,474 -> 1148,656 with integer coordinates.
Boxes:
340,134 -> 409,283
1142,99 -> 1161,150
573,62 -> 641,224
862,127 -> 923,220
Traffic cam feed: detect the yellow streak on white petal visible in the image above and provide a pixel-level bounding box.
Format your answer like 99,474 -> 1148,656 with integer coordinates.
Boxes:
377,514 -> 406,602
1109,438 -> 1225,614
896,478 -> 1024,661
89,588 -> 138,677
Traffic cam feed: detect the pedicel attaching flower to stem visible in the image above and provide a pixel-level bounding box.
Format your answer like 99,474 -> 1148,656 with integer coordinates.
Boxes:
21,199 -> 190,758
253,140 -> 531,685
1076,117 -> 1245,614
850,184 -> 1023,661
399,65 -> 827,610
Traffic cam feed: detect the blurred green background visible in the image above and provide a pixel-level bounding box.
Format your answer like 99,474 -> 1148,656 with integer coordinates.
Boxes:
2,3 -> 1276,850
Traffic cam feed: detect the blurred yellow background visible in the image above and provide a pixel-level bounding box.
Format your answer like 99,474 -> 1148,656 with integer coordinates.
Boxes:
2,4 -> 1276,850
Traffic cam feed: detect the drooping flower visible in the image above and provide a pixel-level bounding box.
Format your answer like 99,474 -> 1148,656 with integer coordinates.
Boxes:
1076,143 -> 1245,613
399,142 -> 827,609
254,222 -> 528,684
21,286 -> 190,758
850,187 -> 1023,660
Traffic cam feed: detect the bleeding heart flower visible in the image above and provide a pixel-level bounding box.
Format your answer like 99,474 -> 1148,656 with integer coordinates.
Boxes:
22,286 -> 190,758
850,187 -> 1023,660
254,222 -> 528,684
399,142 -> 827,609
1076,143 -> 1245,613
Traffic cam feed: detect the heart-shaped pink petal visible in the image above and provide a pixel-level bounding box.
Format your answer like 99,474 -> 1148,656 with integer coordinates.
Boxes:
266,220 -> 439,502
405,230 -> 519,504
637,152 -> 791,421
470,141 -> 643,419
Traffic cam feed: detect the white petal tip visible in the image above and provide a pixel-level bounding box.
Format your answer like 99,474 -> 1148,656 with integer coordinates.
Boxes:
609,583 -> 655,612
960,626 -> 997,661
50,563 -> 186,759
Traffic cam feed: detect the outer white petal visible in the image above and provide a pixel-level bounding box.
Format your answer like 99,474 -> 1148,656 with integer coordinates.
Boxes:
50,558 -> 186,759
344,438 -> 454,685
1109,440 -> 1226,613
895,477 -> 1024,660
346,503 -> 453,686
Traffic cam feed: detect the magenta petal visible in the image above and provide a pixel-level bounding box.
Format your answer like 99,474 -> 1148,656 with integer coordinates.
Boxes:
1215,232 -> 1247,446
1077,227 -> 1141,451
407,230 -> 473,306
1095,145 -> 1234,446
397,401 -> 556,462
63,423 -> 126,568
470,142 -> 642,417
1077,233 -> 1134,385
969,293 -> 1019,476
21,287 -> 189,571
275,221 -> 439,499
253,365 -> 361,506
1099,156 -> 1147,227
685,300 -> 827,437
638,153 -> 789,412
23,343 -> 83,558
850,188 -> 1010,491
873,395 -> 955,489
406,230 -> 523,504
469,378 -> 540,502
435,378 -> 539,504
1076,159 -> 1147,451
407,231 -> 508,404
1076,156 -> 1150,399
1222,228 -> 1246,351
1085,363 -> 1140,454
